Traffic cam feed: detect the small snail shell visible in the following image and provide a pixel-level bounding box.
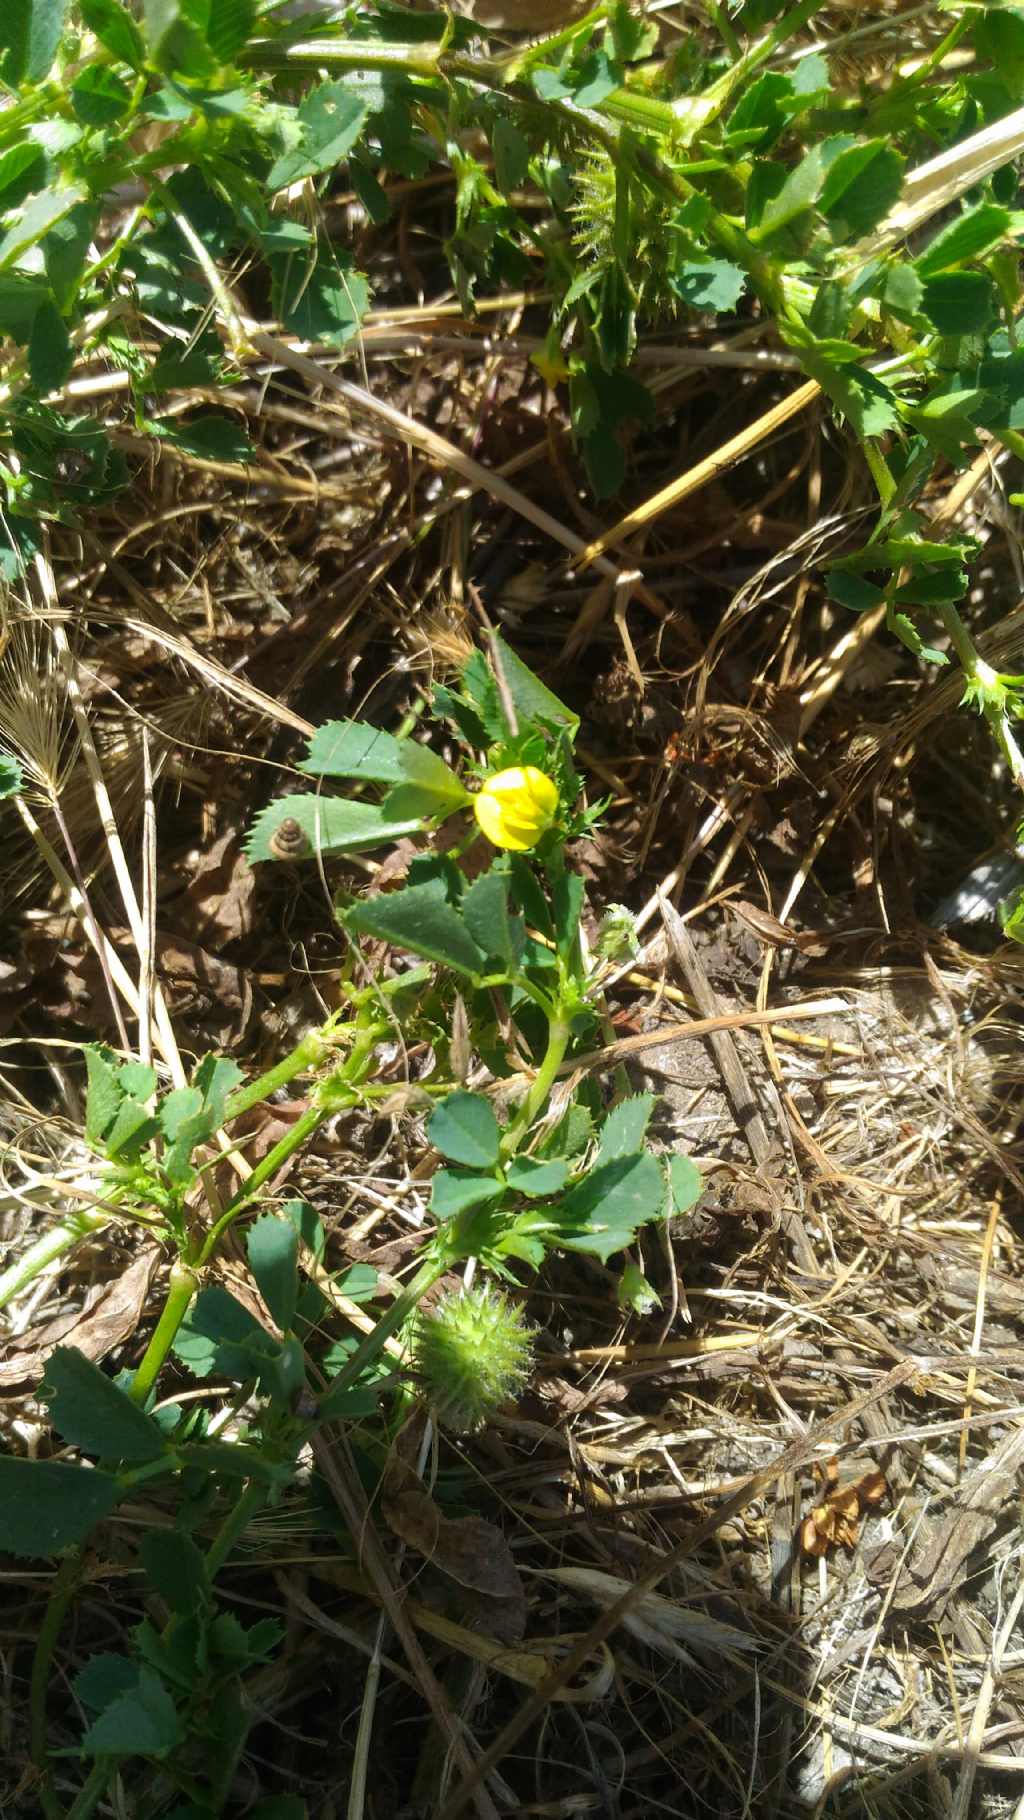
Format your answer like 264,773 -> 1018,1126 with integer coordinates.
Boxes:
268,815 -> 310,860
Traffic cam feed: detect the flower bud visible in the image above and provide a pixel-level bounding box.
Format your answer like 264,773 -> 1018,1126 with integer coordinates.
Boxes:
473,765 -> 558,851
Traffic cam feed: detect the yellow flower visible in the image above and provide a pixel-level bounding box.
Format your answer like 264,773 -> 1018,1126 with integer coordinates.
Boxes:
473,766 -> 559,851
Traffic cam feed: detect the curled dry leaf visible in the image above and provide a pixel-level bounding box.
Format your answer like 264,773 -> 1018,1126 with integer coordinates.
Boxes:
382,1452 -> 526,1642
0,1246 -> 160,1389
800,1457 -> 888,1558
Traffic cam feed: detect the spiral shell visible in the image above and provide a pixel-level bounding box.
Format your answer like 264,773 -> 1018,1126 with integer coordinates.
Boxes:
267,815 -> 310,861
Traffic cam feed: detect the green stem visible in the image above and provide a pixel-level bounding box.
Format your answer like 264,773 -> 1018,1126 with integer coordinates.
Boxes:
324,1256 -> 447,1403
64,1762 -> 113,1820
222,1030 -> 330,1123
204,1476 -> 270,1578
0,1211 -> 109,1313
862,439 -> 896,510
129,1262 -> 198,1405
501,5 -> 607,78
700,0 -> 829,117
936,602 -> 1024,786
195,1101 -> 327,1268
30,1554 -> 82,1815
244,36 -> 441,77
707,0 -> 743,61
501,1013 -> 571,1155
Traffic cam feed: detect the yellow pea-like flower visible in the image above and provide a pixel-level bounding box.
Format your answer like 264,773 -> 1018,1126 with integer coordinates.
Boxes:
473,765 -> 559,851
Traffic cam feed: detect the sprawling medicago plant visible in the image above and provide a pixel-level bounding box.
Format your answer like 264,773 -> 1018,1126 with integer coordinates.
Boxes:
0,641 -> 702,1816
6,0 -> 1024,787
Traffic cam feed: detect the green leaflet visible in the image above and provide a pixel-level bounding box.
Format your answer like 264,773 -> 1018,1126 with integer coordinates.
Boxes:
428,1091 -> 502,1168
0,1456 -> 120,1556
245,795 -> 425,863
41,1346 -> 166,1461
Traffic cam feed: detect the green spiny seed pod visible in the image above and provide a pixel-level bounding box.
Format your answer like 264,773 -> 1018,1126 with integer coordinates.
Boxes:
412,1284 -> 536,1434
569,150 -> 682,323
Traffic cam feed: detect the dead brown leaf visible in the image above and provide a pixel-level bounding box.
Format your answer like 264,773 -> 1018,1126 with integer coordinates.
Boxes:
182,830 -> 255,946
382,1449 -> 526,1642
0,1246 -> 160,1390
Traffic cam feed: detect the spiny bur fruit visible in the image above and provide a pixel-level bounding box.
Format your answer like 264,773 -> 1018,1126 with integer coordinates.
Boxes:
412,1283 -> 536,1433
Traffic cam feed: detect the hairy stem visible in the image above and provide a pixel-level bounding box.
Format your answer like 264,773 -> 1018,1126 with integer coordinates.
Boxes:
204,1476 -> 270,1578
